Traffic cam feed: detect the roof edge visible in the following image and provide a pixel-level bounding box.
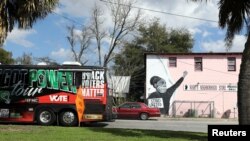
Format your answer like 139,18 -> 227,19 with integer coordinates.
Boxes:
144,52 -> 242,56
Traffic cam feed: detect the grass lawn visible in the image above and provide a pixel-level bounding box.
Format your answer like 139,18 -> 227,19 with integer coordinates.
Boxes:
0,124 -> 207,141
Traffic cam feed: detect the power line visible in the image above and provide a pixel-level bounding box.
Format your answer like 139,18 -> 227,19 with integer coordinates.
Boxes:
100,0 -> 218,23
52,11 -> 84,26
53,1 -> 218,27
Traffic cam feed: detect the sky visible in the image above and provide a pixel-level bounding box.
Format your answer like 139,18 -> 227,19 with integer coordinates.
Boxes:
3,0 -> 246,65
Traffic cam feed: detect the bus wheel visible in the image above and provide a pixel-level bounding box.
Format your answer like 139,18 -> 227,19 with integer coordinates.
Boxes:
59,110 -> 78,126
37,109 -> 56,126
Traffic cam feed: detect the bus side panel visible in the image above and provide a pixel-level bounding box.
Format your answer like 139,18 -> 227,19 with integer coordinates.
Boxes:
0,104 -> 35,123
0,65 -> 115,124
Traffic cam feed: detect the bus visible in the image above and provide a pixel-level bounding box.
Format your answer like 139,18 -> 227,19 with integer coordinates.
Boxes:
0,63 -> 115,126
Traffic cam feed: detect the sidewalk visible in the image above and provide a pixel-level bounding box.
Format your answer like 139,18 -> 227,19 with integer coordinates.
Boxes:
150,116 -> 238,123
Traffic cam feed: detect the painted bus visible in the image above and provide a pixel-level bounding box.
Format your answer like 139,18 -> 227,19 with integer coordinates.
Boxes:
0,63 -> 115,126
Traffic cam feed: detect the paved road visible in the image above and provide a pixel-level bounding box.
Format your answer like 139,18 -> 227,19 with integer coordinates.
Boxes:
99,118 -> 238,133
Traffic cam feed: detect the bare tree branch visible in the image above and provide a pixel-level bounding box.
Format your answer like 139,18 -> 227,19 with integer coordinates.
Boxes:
90,3 -> 106,66
66,25 -> 78,61
66,25 -> 91,64
103,0 -> 143,67
78,26 -> 92,64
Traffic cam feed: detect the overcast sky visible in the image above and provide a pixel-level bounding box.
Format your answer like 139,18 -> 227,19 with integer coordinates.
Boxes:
4,0 -> 246,64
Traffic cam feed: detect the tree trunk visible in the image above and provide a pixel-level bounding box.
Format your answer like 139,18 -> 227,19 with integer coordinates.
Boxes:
238,33 -> 250,125
0,17 -> 7,48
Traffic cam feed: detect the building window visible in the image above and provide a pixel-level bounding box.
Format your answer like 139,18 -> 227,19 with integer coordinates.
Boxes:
169,57 -> 177,67
194,57 -> 202,71
228,57 -> 236,71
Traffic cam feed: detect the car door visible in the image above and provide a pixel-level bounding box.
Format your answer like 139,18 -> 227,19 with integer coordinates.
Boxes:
130,103 -> 142,118
117,103 -> 131,118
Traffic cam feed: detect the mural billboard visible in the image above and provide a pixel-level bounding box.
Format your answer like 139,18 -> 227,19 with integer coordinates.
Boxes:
146,53 -> 241,118
146,55 -> 187,115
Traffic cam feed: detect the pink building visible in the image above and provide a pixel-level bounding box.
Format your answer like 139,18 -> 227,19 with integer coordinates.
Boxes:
145,53 -> 242,118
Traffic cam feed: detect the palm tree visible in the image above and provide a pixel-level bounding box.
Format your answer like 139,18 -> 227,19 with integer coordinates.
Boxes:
0,0 -> 59,47
192,0 -> 250,124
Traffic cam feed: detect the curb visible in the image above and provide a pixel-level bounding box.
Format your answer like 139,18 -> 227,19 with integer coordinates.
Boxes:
150,117 -> 238,122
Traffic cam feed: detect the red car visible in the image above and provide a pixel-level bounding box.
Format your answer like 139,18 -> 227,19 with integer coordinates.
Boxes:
113,102 -> 161,120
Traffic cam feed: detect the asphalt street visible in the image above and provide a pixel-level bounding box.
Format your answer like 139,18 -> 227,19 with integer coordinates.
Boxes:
100,118 -> 238,133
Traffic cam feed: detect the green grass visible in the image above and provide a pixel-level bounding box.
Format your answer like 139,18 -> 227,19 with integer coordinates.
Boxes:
0,125 -> 207,141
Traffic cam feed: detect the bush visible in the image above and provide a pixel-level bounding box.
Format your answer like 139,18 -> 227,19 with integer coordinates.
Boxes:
188,109 -> 198,117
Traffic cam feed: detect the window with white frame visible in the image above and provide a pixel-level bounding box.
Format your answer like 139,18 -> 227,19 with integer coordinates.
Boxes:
169,57 -> 177,67
228,57 -> 236,71
194,57 -> 202,71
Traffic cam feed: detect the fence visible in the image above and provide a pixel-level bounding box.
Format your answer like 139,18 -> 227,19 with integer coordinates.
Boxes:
171,100 -> 215,118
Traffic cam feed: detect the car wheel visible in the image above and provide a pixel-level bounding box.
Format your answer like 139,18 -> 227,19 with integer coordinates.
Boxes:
59,110 -> 78,126
36,108 -> 56,126
140,113 -> 148,120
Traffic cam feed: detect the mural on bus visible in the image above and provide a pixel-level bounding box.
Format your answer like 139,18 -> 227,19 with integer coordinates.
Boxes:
82,70 -> 106,99
0,68 -> 106,104
0,68 -> 77,104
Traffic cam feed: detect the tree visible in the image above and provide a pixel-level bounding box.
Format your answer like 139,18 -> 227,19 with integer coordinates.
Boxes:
90,3 -> 106,66
15,52 -> 33,65
0,0 -> 59,47
66,25 -> 92,65
113,20 -> 194,101
67,0 -> 142,66
137,19 -> 193,53
97,0 -> 143,67
35,56 -> 59,65
191,0 -> 250,124
113,43 -> 146,102
0,48 -> 14,64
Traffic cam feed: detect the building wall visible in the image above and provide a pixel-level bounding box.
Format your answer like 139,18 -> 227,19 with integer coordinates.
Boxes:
146,53 -> 241,118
